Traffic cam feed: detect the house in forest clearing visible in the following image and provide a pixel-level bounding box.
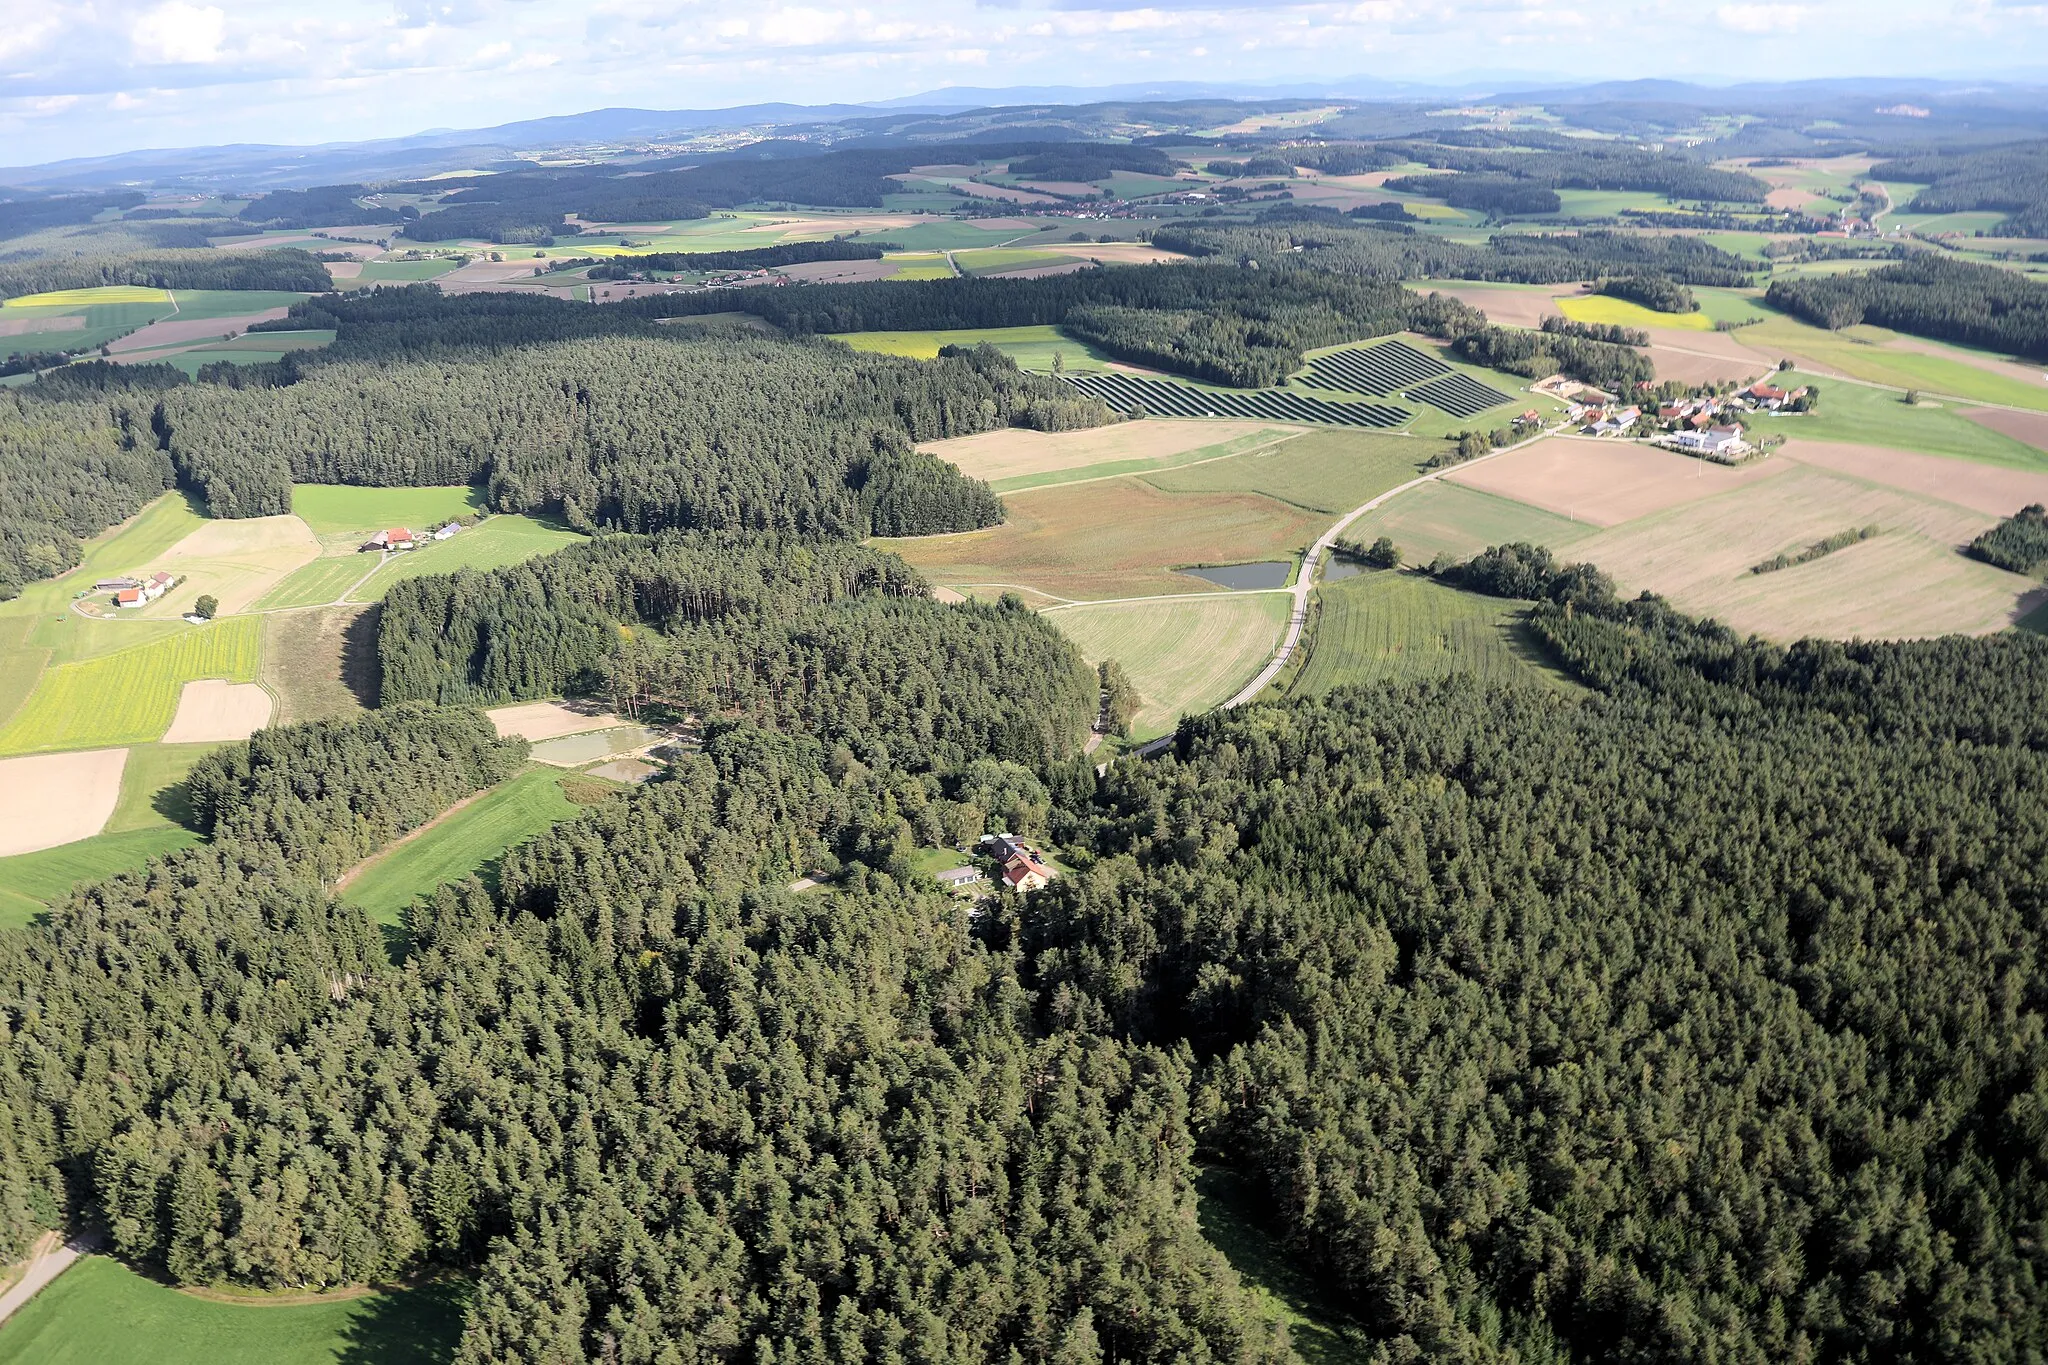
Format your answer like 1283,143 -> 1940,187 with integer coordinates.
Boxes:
935,866 -> 985,892
1001,854 -> 1054,894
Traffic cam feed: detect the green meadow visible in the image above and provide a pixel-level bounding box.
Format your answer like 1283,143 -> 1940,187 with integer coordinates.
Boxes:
341,767 -> 586,925
292,484 -> 487,536
1746,371 -> 2048,468
0,1256 -> 467,1365
343,516 -> 584,602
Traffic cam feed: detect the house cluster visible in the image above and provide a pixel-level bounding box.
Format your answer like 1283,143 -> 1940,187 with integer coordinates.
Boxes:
1572,402 -> 1643,437
981,832 -> 1058,894
361,523 -> 460,554
99,571 -> 173,609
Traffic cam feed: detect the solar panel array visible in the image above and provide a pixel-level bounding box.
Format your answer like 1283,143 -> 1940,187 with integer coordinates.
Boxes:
1059,373 -> 1409,428
1405,372 -> 1519,419
1307,339 -> 1452,396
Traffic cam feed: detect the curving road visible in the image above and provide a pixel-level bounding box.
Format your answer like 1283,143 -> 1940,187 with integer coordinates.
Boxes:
1219,423 -> 1561,710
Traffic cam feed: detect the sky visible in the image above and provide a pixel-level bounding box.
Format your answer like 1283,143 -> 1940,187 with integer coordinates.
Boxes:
2,0 -> 2047,163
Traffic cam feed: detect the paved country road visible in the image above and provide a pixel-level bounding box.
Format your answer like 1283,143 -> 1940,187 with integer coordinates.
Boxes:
1218,422 -> 1561,710
0,1231 -> 97,1329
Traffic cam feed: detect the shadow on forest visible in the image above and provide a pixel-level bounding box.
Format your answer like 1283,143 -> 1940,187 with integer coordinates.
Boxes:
340,603 -> 382,709
334,1275 -> 472,1365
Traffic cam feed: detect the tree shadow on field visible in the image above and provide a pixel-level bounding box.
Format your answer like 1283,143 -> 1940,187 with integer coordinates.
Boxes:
334,1275 -> 473,1365
340,603 -> 382,708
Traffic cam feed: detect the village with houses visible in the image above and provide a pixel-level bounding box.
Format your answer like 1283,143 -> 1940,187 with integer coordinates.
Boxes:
1557,375 -> 1815,463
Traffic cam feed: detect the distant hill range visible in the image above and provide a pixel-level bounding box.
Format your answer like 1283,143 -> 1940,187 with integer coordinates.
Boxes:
6,76 -> 2048,192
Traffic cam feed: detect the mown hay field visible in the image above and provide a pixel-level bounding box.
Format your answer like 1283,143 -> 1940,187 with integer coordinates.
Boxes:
255,556 -> 377,610
877,478 -> 1327,602
1047,593 -> 1291,740
0,1255 -> 467,1365
1144,429 -> 1430,514
147,514 -> 321,617
1292,572 -> 1571,697
342,768 -> 587,926
0,615 -> 260,755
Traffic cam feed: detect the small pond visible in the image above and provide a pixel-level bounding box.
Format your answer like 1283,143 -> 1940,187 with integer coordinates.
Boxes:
530,725 -> 663,767
1180,560 -> 1292,591
1323,557 -> 1365,582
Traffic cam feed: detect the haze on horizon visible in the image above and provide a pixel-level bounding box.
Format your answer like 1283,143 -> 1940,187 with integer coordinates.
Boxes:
4,0 -> 2047,164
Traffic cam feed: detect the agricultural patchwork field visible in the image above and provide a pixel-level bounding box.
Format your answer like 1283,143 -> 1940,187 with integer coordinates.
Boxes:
1142,428 -> 1430,514
143,514 -> 321,617
877,477 -> 1327,602
1570,461 -> 2024,639
925,420 -> 1302,491
0,615 -> 260,755
1740,318 -> 2048,413
0,1256 -> 467,1365
341,767 -> 587,926
1047,593 -> 1292,741
1746,371 -> 2048,467
1290,571 -> 1573,698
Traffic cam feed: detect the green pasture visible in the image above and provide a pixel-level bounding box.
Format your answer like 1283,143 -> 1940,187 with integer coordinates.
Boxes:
1547,189 -> 1678,219
293,484 -> 486,536
344,516 -> 584,602
345,259 -> 462,287
1691,287 -> 1771,327
1740,315 -> 2048,414
0,826 -> 201,930
1890,208 -> 2012,237
883,252 -> 956,280
1141,429 -> 1427,513
1291,571 -> 1573,698
1342,481 -> 1595,568
1746,370 -> 2048,468
342,767 -> 585,926
876,220 -> 1044,251
164,290 -> 313,320
0,616 -> 260,756
0,1256 -> 469,1365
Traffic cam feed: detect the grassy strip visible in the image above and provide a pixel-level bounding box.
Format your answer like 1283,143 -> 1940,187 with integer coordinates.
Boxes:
992,429 -> 1301,493
1291,571 -> 1579,697
0,826 -> 201,930
341,767 -> 586,926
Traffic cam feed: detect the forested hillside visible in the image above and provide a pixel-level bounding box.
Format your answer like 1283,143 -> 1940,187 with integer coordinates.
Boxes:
1767,254 -> 2048,359
380,531 -> 1097,769
0,390 -> 174,599
0,247 -> 330,300
1026,580 -> 2048,1361
158,331 -> 1086,529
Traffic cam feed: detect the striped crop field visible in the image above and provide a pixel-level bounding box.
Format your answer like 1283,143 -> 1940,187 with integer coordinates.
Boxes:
0,616 -> 261,755
1292,571 -> 1574,695
2,285 -> 173,309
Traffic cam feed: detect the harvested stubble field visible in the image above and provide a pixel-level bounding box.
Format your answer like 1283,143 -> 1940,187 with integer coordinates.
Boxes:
1445,436 -> 1787,527
1780,439 -> 2048,517
1046,593 -> 1292,741
0,749 -> 129,856
160,679 -> 271,743
0,615 -> 260,755
487,700 -> 625,742
1343,480 -> 1595,568
1965,408 -> 2048,453
923,419 -> 1299,489
875,478 -> 1327,601
1573,463 -> 2024,639
148,514 -> 321,617
1142,429 -> 1428,514
1291,572 -> 1572,698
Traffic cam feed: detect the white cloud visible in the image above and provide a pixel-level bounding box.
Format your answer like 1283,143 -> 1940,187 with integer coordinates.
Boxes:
1716,2 -> 1794,31
131,2 -> 228,64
